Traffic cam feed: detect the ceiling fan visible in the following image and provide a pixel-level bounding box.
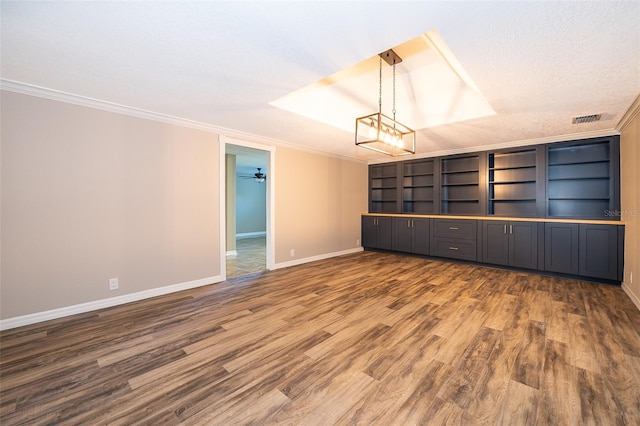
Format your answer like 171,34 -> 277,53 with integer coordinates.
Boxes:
240,167 -> 267,183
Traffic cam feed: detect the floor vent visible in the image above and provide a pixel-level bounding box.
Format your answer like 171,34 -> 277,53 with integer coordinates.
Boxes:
572,114 -> 601,124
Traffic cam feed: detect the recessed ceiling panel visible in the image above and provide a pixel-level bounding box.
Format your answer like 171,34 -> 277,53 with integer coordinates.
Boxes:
270,30 -> 496,133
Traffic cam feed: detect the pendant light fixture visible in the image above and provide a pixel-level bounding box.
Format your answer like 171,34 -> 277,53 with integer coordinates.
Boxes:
355,49 -> 416,156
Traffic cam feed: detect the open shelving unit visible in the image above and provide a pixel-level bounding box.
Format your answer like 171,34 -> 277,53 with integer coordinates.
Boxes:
547,141 -> 612,219
488,149 -> 538,217
440,154 -> 481,215
367,135 -> 619,220
369,163 -> 400,213
402,159 -> 435,214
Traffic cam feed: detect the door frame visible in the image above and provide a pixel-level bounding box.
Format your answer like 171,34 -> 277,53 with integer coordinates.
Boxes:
219,135 -> 275,280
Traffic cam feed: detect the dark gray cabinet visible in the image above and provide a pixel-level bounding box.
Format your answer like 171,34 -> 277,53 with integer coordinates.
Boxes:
488,148 -> 544,217
546,137 -> 620,220
393,217 -> 430,255
483,221 -> 538,270
579,224 -> 619,280
544,223 -> 579,275
362,214 -> 624,283
402,159 -> 436,214
431,219 -> 477,261
440,154 -> 484,215
368,135 -> 620,221
369,163 -> 400,213
362,216 -> 392,250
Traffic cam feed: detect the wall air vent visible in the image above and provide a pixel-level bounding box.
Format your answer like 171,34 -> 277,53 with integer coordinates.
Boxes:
572,114 -> 601,124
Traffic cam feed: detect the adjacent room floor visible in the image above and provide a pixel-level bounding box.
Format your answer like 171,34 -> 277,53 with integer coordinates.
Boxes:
1,251 -> 639,424
226,236 -> 266,278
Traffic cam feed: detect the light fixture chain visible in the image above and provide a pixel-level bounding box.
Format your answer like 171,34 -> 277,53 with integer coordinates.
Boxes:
378,56 -> 382,114
392,62 -> 397,120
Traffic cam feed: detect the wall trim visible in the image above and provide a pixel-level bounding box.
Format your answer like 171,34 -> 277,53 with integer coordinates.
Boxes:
226,250 -> 238,256
617,93 -> 640,133
237,231 -> 266,239
0,275 -> 223,331
272,247 -> 364,270
622,282 -> 640,312
0,79 -> 365,166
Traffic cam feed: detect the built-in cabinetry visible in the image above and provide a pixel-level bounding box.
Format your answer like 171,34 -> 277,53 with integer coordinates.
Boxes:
483,221 -> 539,270
362,216 -> 392,250
440,154 -> 483,215
369,163 -> 400,213
431,219 -> 478,261
544,222 -> 623,280
368,135 -> 620,220
364,135 -> 623,283
362,215 -> 624,283
402,159 -> 436,214
547,139 -> 620,219
392,217 -> 430,255
488,148 -> 543,217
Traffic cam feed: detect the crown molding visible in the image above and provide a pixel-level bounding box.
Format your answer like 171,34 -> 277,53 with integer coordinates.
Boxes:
0,79 -> 367,165
368,128 -> 620,164
617,93 -> 640,133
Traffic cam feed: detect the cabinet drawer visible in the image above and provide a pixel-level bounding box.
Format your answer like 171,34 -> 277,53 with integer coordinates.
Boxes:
432,219 -> 477,240
432,237 -> 477,261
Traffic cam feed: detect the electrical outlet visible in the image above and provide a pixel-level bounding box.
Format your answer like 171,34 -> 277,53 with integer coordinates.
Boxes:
109,278 -> 119,291
631,272 -> 633,284
290,249 -> 295,257
356,239 -> 360,246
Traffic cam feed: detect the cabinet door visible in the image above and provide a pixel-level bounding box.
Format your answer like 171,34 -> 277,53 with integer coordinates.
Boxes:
412,218 -> 430,255
362,216 -> 378,248
393,217 -> 413,253
545,223 -> 579,274
509,221 -> 538,270
483,221 -> 509,266
579,224 -> 618,280
376,217 -> 393,250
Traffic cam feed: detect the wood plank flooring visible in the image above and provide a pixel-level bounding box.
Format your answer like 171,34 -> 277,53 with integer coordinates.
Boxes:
1,251 -> 640,425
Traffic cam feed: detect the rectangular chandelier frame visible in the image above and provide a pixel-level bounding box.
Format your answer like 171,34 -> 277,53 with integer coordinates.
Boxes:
355,112 -> 416,157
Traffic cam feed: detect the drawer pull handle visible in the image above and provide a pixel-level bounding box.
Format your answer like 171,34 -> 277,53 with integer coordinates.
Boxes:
448,246 -> 459,251
449,227 -> 459,230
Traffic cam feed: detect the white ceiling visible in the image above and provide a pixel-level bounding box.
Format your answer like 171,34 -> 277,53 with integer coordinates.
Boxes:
1,1 -> 639,163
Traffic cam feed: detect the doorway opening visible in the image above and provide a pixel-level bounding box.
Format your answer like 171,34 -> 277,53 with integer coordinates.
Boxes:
223,139 -> 273,278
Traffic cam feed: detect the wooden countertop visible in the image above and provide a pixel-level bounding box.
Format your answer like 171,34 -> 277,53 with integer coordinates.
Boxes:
361,213 -> 624,226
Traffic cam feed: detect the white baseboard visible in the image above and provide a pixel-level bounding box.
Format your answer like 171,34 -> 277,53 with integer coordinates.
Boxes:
0,275 -> 223,331
236,231 -> 266,239
226,250 -> 238,256
273,247 -> 363,270
622,282 -> 640,311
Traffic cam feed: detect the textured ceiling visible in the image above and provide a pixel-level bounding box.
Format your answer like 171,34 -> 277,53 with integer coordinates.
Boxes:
1,1 -> 639,163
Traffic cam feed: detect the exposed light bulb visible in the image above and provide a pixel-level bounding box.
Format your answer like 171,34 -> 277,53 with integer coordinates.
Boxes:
368,124 -> 377,139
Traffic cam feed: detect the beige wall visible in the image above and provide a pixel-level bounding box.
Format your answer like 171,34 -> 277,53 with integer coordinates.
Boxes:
620,103 -> 640,309
274,146 -> 367,263
1,91 -> 221,319
0,91 -> 369,323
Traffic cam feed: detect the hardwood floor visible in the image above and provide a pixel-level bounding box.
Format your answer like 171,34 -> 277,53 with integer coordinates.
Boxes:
226,237 -> 266,278
1,251 -> 640,425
